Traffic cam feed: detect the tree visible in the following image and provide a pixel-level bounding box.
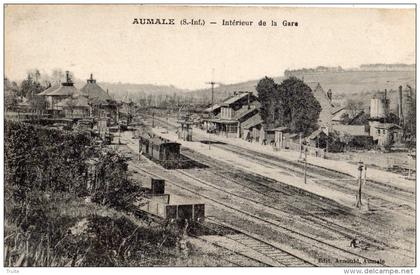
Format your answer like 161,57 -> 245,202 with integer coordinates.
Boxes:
91,150 -> 140,210
5,78 -> 19,110
29,96 -> 48,115
20,73 -> 45,98
279,77 -> 321,134
256,76 -> 321,135
256,77 -> 278,127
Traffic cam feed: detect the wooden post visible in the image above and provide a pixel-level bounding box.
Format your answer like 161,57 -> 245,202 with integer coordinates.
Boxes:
364,165 -> 367,185
299,133 -> 303,159
208,128 -> 211,150
408,153 -> 412,178
304,148 -> 308,184
356,162 -> 364,208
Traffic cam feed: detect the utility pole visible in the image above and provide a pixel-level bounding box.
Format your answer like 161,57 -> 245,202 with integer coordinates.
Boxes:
207,81 -> 216,106
208,127 -> 211,150
205,69 -> 222,106
118,126 -> 121,145
408,152 -> 412,179
364,165 -> 367,185
152,112 -> 155,128
303,147 -> 308,184
299,132 -> 303,159
356,162 -> 364,208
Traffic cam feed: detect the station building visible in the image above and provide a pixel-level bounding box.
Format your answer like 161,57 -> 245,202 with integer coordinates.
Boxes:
203,91 -> 260,138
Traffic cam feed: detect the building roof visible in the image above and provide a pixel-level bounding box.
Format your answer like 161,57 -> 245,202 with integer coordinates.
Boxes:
269,126 -> 289,132
307,129 -> 328,140
372,123 -> 402,130
46,85 -> 80,97
80,75 -> 113,103
220,92 -> 252,107
204,104 -> 221,113
306,82 -> 322,92
233,106 -> 258,121
306,82 -> 335,126
206,118 -> 238,124
332,124 -> 369,136
289,133 -> 298,139
242,113 -> 263,129
332,108 -> 364,123
38,84 -> 61,96
331,106 -> 345,115
140,134 -> 180,146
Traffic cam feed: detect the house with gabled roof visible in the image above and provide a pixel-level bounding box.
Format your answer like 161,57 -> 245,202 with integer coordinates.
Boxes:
204,91 -> 260,138
306,82 -> 335,127
38,72 -> 81,114
80,74 -> 118,119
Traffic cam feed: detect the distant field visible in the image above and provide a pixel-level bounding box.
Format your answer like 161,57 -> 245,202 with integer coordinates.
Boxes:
188,70 -> 416,110
190,70 -> 415,103
289,71 -> 415,95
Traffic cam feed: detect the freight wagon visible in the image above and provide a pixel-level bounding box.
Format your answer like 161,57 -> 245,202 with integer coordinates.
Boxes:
139,134 -> 181,169
140,194 -> 205,222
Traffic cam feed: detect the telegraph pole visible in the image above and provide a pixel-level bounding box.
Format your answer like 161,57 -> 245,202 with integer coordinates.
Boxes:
299,132 -> 303,159
356,162 -> 364,208
207,81 -> 216,106
205,70 -> 221,107
303,147 -> 308,184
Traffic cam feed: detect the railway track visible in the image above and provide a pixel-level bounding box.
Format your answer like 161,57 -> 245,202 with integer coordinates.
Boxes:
197,218 -> 315,267
136,117 -> 415,259
175,169 -> 387,250
149,116 -> 414,218
207,142 -> 415,218
191,232 -> 270,267
177,148 -> 415,259
130,197 -> 268,267
128,159 -> 386,267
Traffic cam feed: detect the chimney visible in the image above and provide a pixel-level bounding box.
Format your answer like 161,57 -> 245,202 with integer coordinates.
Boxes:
407,85 -> 413,98
327,89 -> 332,101
87,73 -> 96,84
63,71 -> 73,86
247,92 -> 250,110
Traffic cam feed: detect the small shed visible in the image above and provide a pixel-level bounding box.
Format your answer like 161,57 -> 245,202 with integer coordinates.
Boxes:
139,194 -> 205,222
369,122 -> 403,148
241,113 -> 263,142
271,127 -> 290,149
307,129 -> 329,148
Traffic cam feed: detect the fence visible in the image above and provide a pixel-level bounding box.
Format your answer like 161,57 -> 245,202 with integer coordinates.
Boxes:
274,141 -> 326,158
326,152 -> 416,171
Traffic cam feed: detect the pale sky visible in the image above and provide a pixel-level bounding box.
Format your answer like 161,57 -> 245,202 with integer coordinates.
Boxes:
5,5 -> 416,90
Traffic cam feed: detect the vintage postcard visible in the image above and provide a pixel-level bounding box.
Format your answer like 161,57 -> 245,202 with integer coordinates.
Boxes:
3,3 -> 416,271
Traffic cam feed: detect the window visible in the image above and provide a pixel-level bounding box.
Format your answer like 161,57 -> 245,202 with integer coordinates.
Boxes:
221,107 -> 233,119
228,125 -> 237,133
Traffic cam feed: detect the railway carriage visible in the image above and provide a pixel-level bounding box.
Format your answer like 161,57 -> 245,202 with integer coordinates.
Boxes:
139,135 -> 181,168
